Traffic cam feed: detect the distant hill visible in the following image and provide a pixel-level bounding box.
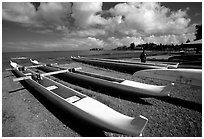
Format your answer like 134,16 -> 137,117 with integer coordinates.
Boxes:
90,48 -> 104,51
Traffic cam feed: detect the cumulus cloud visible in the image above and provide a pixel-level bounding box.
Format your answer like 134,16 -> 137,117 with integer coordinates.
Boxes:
107,32 -> 196,47
2,2 -> 36,24
2,2 -> 198,50
2,2 -> 72,29
87,37 -> 105,47
107,36 -> 145,47
37,2 -> 72,26
120,36 -> 145,46
62,36 -> 105,48
72,2 -> 107,28
144,33 -> 196,45
107,2 -> 192,36
3,2 -> 193,36
107,37 -> 123,46
144,35 -> 179,45
2,2 -> 105,30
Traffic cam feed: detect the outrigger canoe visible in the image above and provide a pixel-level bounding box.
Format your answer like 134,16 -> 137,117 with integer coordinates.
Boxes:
80,57 -> 178,68
9,61 -> 148,136
71,56 -> 177,74
134,68 -> 202,87
30,59 -> 173,97
177,61 -> 202,69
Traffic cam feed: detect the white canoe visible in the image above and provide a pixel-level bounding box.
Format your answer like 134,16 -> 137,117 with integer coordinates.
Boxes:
30,59 -> 174,97
10,61 -> 148,136
11,56 -> 27,60
134,68 -> 202,87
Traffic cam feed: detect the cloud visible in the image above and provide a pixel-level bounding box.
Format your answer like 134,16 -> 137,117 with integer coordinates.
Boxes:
36,2 -> 72,25
2,2 -> 106,31
144,33 -> 196,45
62,36 -> 106,48
3,2 -> 193,36
107,36 -> 145,47
107,37 -> 123,46
5,35 -> 106,51
120,36 -> 145,46
72,2 -> 107,28
108,2 -> 191,35
2,2 -> 36,24
107,32 -> 196,47
33,29 -> 54,34
64,28 -> 106,37
87,37 -> 105,47
5,40 -> 80,51
2,2 -> 72,29
144,35 -> 179,45
2,2 -> 198,51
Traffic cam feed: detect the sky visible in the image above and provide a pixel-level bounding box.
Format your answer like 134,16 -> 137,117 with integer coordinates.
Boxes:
2,2 -> 202,52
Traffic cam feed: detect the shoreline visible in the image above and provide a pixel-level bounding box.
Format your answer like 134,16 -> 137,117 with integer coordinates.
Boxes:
2,50 -> 178,71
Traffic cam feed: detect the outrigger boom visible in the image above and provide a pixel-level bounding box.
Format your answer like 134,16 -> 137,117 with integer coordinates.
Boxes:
13,66 -> 82,82
26,64 -> 45,68
13,76 -> 31,82
40,67 -> 81,76
6,64 -> 45,71
41,69 -> 69,77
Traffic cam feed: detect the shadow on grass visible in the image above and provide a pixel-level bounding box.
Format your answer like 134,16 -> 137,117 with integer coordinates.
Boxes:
9,87 -> 25,94
157,96 -> 202,113
11,72 -> 106,137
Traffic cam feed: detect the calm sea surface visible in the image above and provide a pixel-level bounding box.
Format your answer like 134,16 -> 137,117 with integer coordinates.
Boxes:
2,50 -> 143,70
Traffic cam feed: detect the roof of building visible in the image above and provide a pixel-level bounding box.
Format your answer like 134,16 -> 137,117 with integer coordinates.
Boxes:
184,39 -> 202,44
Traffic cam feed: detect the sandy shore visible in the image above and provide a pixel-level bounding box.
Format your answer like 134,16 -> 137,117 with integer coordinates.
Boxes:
2,61 -> 202,137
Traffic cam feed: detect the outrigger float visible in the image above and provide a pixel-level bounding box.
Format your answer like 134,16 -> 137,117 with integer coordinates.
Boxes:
70,56 -> 178,74
30,59 -> 173,97
9,61 -> 148,136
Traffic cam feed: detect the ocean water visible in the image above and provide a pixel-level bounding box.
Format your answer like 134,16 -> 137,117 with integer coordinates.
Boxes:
2,50 -> 143,71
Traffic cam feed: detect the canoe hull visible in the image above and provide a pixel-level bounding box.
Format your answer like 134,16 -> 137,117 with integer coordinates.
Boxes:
134,69 -> 202,87
11,62 -> 148,136
31,60 -> 173,97
11,68 -> 89,121
178,61 -> 202,69
71,57 -> 163,74
85,57 -> 169,67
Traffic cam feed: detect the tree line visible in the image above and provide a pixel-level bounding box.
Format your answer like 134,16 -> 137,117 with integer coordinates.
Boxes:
113,24 -> 202,51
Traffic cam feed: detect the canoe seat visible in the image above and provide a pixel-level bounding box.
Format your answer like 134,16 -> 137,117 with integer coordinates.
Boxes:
120,80 -> 144,88
24,73 -> 32,76
65,96 -> 81,103
46,85 -> 58,91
